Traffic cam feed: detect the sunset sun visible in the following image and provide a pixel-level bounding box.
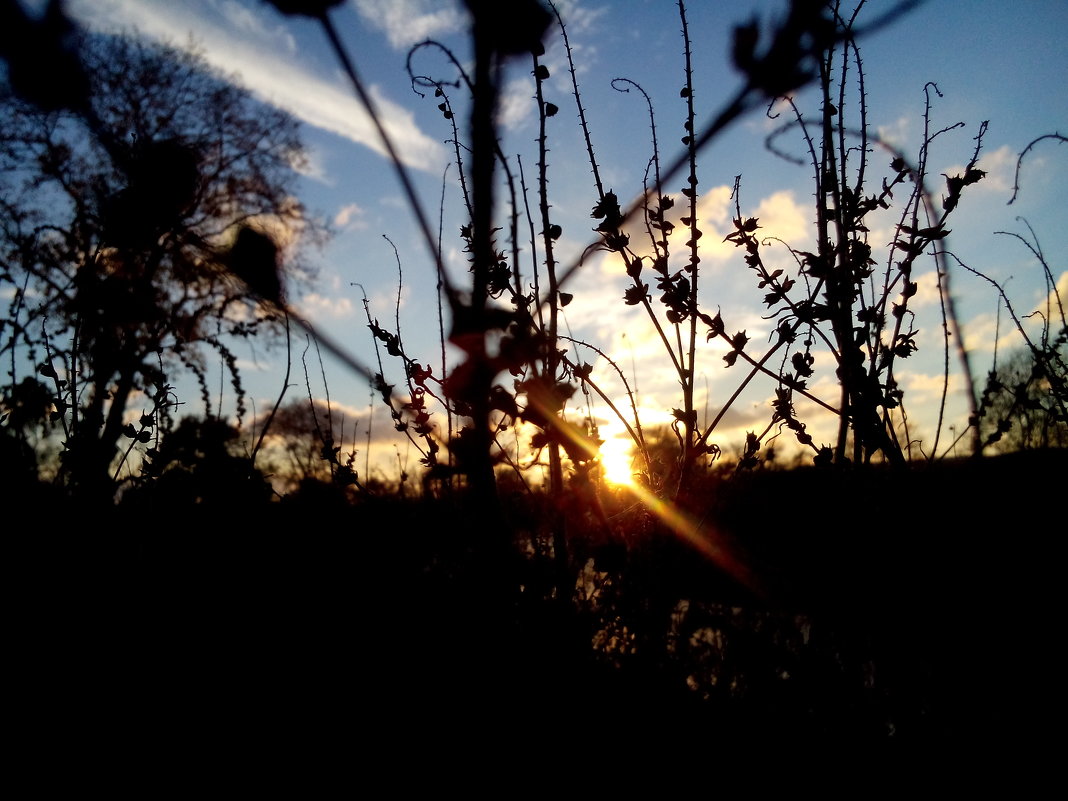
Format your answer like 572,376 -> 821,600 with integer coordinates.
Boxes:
599,436 -> 637,486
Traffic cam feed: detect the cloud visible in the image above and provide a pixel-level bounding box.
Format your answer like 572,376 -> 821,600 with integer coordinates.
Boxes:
217,0 -> 297,54
66,0 -> 447,172
497,76 -> 536,131
334,202 -> 367,230
942,143 -> 1016,195
958,268 -> 1067,358
751,189 -> 811,246
906,268 -> 946,311
975,145 -> 1017,192
1038,270 -> 1068,315
877,115 -> 910,150
898,371 -> 974,426
562,184 -> 813,422
296,292 -> 355,321
552,0 -> 609,37
688,185 -> 813,267
566,183 -> 813,285
353,0 -> 468,50
696,184 -> 734,226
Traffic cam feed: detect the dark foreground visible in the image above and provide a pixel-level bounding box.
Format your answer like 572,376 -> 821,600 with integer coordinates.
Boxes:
11,450 -> 1064,772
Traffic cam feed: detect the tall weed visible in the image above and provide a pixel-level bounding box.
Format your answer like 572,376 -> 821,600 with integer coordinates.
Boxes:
299,0 -> 1011,505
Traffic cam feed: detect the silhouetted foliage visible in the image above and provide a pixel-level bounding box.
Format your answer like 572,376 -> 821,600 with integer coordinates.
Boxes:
120,416 -> 272,508
0,26 -> 317,500
248,397 -> 363,493
5,1 -> 1065,759
978,345 -> 1068,452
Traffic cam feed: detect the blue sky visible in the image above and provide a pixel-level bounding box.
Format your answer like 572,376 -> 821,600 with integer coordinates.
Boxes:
55,0 -> 1068,481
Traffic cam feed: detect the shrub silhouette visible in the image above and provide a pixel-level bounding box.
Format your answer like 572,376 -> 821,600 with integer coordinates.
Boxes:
0,27 -> 317,501
2,0 -> 1065,752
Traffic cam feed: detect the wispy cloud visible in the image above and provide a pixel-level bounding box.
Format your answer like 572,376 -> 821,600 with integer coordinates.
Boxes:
353,0 -> 468,50
217,0 -> 297,54
297,292 -> 355,321
1041,270 -> 1068,315
65,0 -> 447,172
877,115 -> 910,150
497,76 -> 536,131
334,202 -> 367,230
942,144 -> 1016,195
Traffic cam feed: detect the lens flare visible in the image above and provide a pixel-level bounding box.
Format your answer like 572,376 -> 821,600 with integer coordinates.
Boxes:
625,479 -> 766,600
599,435 -> 637,485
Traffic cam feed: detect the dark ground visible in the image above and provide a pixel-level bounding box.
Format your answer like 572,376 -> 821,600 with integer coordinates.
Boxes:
10,449 -> 1064,770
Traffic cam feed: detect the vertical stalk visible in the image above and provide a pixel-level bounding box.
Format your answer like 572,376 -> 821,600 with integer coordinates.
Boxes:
532,48 -> 563,499
678,0 -> 699,490
462,5 -> 504,521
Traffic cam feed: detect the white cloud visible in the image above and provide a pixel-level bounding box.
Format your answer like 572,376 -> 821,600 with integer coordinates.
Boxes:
907,267 -> 946,311
562,184 -> 814,421
334,202 -> 367,230
217,0 -> 297,54
352,0 -> 468,50
681,185 -> 814,268
954,309 -> 1001,357
696,184 -> 734,226
877,115 -> 910,150
899,370 -> 968,406
497,76 -> 536,131
751,189 -> 811,246
956,269 -> 1067,359
975,144 -> 1017,193
296,292 -> 355,321
941,143 -> 1016,195
552,0 -> 608,37
1037,270 -> 1068,316
66,0 -> 447,172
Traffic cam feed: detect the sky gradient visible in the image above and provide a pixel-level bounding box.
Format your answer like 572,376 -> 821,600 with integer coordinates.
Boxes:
50,0 -> 1068,483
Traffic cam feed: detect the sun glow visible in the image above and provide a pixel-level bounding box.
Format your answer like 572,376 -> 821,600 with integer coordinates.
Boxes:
599,435 -> 638,486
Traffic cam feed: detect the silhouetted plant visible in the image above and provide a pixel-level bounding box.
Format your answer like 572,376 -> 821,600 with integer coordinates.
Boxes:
244,396 -> 364,495
0,29 -> 319,501
950,218 -> 1067,452
2,0 -> 1063,750
313,0 -> 1035,528
119,415 -> 273,508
